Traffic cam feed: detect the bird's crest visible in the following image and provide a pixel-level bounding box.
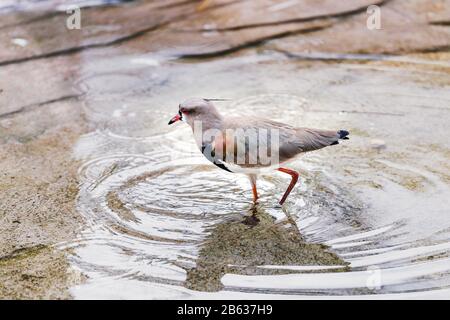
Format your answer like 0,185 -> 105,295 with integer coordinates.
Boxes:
203,98 -> 230,102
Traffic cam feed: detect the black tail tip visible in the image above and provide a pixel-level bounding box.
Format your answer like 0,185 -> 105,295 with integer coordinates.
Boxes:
338,130 -> 350,140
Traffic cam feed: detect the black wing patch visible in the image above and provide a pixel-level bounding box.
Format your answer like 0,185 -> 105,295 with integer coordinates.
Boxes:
201,144 -> 232,173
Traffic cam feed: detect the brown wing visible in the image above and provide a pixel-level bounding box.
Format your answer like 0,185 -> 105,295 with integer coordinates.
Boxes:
294,128 -> 343,151
219,117 -> 349,166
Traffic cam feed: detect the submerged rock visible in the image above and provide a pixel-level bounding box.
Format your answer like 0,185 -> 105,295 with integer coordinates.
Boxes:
1,0 -> 448,66
185,208 -> 347,292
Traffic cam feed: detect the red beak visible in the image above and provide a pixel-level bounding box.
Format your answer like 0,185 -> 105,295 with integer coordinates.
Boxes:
168,114 -> 181,125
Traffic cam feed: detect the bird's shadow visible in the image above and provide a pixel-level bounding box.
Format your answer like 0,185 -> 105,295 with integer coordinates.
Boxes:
184,204 -> 348,292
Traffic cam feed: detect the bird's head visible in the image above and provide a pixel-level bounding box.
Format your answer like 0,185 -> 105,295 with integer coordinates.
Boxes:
168,98 -> 223,129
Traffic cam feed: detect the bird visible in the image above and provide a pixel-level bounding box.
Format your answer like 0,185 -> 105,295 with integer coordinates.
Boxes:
168,98 -> 349,205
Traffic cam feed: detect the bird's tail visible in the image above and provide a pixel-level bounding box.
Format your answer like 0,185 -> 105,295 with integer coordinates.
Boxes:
330,130 -> 350,145
338,130 -> 350,140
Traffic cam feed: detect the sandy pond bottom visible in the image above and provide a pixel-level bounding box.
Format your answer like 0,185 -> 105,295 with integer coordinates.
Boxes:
62,51 -> 450,299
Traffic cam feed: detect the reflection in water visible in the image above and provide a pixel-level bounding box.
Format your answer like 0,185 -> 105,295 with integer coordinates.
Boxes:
186,207 -> 346,292
65,53 -> 450,298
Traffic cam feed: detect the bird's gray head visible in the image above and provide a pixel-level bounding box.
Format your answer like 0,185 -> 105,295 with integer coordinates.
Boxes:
168,98 -> 222,128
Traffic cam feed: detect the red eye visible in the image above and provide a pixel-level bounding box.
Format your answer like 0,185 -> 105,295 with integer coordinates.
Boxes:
180,108 -> 189,114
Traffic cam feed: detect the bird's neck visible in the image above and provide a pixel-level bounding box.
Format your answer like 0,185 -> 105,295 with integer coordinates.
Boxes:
189,112 -> 224,146
203,115 -> 223,132
193,109 -> 224,132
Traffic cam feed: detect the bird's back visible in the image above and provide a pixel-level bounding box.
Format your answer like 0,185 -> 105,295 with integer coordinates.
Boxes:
204,116 -> 349,171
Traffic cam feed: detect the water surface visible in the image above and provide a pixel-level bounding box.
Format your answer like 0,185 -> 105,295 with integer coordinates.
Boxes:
65,51 -> 450,298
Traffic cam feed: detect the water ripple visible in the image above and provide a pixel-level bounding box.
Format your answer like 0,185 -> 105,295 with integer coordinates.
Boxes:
67,56 -> 450,298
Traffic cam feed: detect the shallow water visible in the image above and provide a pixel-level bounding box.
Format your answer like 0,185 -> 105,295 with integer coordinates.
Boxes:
61,50 -> 450,299
0,0 -> 130,13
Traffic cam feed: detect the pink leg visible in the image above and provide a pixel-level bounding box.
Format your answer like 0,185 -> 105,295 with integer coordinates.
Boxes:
277,168 -> 299,205
249,174 -> 258,203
